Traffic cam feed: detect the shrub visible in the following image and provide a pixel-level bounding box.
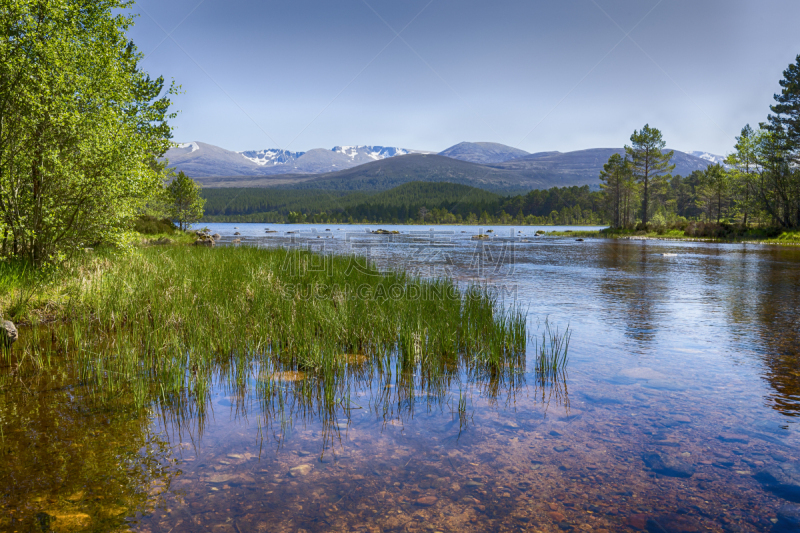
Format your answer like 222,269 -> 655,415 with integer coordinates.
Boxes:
133,216 -> 177,235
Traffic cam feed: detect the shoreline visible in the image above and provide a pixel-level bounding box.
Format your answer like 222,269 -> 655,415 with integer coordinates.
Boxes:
195,222 -> 800,247
545,230 -> 800,246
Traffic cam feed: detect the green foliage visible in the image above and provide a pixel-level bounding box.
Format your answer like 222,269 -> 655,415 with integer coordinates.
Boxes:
132,215 -> 177,235
599,153 -> 637,228
696,164 -> 730,224
625,125 -> 675,226
167,171 -> 205,231
767,53 -> 800,163
0,0 -> 177,264
201,182 -> 607,226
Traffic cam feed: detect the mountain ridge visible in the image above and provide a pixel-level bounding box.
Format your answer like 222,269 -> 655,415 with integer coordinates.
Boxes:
170,141 -> 719,194
164,143 -> 426,177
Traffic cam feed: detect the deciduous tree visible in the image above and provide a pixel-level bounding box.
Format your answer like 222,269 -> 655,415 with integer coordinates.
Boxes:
0,0 -> 177,264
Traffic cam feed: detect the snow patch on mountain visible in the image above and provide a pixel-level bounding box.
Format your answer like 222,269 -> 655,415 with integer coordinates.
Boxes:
332,146 -> 413,160
237,145 -> 417,171
689,151 -> 727,165
177,142 -> 200,153
240,149 -> 305,167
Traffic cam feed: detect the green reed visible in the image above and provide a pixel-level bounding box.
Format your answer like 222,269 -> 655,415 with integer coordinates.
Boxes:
536,318 -> 571,377
8,246 -> 527,426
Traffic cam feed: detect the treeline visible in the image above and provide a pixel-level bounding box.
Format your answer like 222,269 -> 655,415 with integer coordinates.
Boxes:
202,182 -> 607,225
599,54 -> 800,231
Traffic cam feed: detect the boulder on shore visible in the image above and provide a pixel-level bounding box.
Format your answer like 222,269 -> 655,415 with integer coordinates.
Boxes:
193,235 -> 215,247
1,320 -> 17,347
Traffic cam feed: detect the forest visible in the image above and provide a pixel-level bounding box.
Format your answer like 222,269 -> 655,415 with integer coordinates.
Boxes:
200,182 -> 606,225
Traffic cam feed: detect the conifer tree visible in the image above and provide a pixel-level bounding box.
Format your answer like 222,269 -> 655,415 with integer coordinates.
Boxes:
599,153 -> 633,228
767,54 -> 800,162
167,172 -> 205,231
625,125 -> 675,226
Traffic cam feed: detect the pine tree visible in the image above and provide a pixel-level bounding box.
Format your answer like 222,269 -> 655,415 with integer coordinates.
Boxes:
599,153 -> 633,228
726,125 -> 762,226
767,54 -> 800,163
625,125 -> 675,226
698,164 -> 730,224
167,171 -> 205,231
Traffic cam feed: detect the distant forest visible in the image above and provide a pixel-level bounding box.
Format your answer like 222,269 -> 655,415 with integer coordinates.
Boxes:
201,178 -> 722,226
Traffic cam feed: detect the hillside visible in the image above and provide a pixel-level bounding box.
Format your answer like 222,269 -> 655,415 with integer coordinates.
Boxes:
166,142 -> 263,177
201,189 -> 371,217
494,148 -> 714,182
438,142 -> 530,164
279,153 -> 555,193
349,181 -> 500,207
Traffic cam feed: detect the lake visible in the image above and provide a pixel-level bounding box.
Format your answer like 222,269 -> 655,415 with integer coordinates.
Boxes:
2,223 -> 799,533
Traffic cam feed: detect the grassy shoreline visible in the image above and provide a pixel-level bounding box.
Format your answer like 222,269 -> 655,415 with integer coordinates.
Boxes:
545,227 -> 800,245
3,244 -> 526,400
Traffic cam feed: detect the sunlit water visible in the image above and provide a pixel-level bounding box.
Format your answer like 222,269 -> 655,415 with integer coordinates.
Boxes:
3,224 -> 800,533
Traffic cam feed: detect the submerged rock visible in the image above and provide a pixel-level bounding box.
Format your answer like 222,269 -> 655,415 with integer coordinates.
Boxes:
619,367 -> 668,380
754,464 -> 800,502
582,392 -> 623,404
289,464 -> 313,477
1,320 -> 17,346
642,380 -> 688,392
775,504 -> 800,531
643,452 -> 695,478
415,495 -> 438,506
718,432 -> 749,444
645,514 -> 703,532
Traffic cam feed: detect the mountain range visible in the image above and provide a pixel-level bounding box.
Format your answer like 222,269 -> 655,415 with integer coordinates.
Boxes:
164,141 -> 724,193
166,143 -> 428,177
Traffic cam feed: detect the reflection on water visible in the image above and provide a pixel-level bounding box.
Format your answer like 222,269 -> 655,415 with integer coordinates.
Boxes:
0,368 -> 176,532
3,225 -> 800,532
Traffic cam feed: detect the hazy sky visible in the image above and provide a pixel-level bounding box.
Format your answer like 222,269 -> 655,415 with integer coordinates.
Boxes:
129,0 -> 800,155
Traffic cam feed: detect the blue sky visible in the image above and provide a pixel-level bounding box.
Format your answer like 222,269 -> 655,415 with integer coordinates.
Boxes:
129,0 -> 800,155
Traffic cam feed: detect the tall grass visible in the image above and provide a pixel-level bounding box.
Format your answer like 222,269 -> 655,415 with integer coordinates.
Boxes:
5,246 -> 527,439
533,318 -> 571,411
536,318 -> 570,376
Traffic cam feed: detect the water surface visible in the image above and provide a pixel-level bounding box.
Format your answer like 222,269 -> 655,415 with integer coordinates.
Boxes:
3,224 -> 799,533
